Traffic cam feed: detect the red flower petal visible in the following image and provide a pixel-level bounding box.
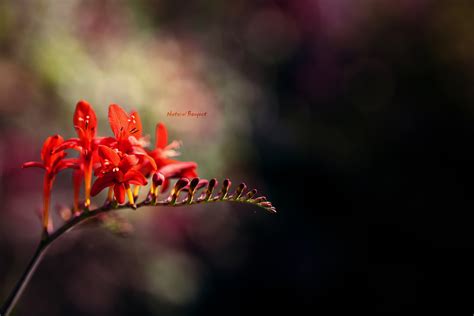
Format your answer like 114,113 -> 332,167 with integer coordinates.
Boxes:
74,100 -> 97,138
114,184 -> 126,203
41,135 -> 64,163
119,154 -> 139,172
55,158 -> 81,173
98,136 -> 118,148
98,145 -> 121,166
124,169 -> 148,185
131,146 -> 158,170
155,123 -> 168,149
161,179 -> 171,191
73,168 -> 83,211
108,104 -> 130,139
182,168 -> 198,179
53,138 -> 81,153
142,152 -> 157,171
159,161 -> 197,178
129,111 -> 142,139
91,172 -> 115,196
22,161 -> 45,169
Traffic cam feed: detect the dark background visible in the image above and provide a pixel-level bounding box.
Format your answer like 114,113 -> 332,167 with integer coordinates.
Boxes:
1,0 -> 473,315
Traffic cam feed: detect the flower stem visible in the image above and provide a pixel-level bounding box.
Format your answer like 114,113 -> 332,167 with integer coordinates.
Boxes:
0,181 -> 274,315
0,239 -> 48,316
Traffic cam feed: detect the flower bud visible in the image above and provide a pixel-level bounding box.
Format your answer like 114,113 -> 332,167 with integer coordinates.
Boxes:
219,178 -> 231,200
233,182 -> 247,200
186,177 -> 200,204
204,178 -> 218,201
245,189 -> 257,200
170,178 -> 190,204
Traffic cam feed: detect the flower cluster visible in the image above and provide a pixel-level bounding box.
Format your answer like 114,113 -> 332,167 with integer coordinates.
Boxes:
23,101 -> 197,232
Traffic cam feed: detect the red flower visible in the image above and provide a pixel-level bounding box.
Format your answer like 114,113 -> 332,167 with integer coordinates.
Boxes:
73,99 -> 97,149
23,135 -> 78,231
150,123 -> 183,169
159,161 -> 198,179
146,123 -> 198,191
55,100 -> 99,209
103,104 -> 157,169
91,145 -> 147,205
108,103 -> 143,143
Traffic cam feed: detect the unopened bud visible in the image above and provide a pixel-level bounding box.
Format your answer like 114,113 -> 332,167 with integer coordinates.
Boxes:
152,172 -> 165,187
204,178 -> 218,201
245,189 -> 257,200
233,183 -> 247,200
186,177 -> 200,204
219,178 -> 231,200
170,178 -> 190,204
252,196 -> 267,203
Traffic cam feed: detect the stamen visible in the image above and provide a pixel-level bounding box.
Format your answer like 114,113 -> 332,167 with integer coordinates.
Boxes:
107,187 -> 114,201
133,185 -> 140,199
112,167 -> 119,172
126,185 -> 136,209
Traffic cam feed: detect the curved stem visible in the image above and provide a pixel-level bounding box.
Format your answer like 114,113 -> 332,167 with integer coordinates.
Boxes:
0,238 -> 48,316
0,190 -> 273,315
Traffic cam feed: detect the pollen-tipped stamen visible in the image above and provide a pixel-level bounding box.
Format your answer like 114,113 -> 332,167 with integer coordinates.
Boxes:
133,185 -> 140,200
150,183 -> 156,198
107,187 -> 114,202
125,184 -> 136,209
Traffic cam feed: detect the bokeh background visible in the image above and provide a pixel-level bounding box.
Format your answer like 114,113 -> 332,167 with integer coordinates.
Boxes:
0,0 -> 474,315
